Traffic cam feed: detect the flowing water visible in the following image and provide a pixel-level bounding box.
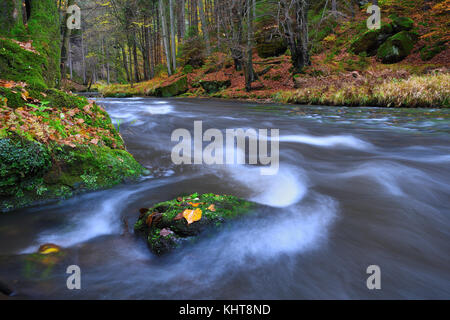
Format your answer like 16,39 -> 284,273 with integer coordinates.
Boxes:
0,98 -> 449,299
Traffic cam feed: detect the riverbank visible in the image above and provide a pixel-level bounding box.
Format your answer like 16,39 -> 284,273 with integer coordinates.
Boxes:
98,66 -> 449,108
0,37 -> 146,213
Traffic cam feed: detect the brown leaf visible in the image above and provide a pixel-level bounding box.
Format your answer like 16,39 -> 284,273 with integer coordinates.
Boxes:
90,138 -> 99,145
173,211 -> 184,221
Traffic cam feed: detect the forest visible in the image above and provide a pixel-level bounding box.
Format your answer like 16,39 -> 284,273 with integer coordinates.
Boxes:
0,0 -> 449,301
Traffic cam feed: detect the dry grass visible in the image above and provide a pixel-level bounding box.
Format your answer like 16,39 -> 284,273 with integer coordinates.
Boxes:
274,73 -> 449,108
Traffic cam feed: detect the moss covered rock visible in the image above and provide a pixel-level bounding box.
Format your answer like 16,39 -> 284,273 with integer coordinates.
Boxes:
134,193 -> 256,255
0,38 -> 48,90
199,80 -> 232,94
0,0 -> 61,88
350,16 -> 414,57
0,88 -> 146,212
377,31 -> 419,64
389,15 -> 414,33
256,30 -> 288,59
154,76 -> 188,97
350,23 -> 394,56
0,136 -> 51,197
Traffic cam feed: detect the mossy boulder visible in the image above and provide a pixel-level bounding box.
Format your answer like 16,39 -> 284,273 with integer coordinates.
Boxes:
389,15 -> 414,33
154,76 -> 188,97
350,16 -> 414,56
350,23 -> 394,56
256,31 -> 288,59
134,193 -> 257,255
199,80 -> 232,94
377,31 -> 419,64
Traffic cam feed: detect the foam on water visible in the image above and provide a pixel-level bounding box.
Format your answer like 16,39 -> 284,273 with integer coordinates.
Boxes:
279,134 -> 373,150
144,104 -> 174,115
229,165 -> 308,207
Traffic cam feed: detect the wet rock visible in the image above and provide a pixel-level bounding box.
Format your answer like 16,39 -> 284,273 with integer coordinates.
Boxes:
0,280 -> 13,296
134,193 -> 257,255
199,80 -> 232,94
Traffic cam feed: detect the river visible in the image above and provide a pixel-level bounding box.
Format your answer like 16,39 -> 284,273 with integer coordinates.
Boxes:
0,98 -> 449,299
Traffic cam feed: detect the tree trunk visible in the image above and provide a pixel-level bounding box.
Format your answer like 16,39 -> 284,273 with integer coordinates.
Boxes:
198,0 -> 211,55
245,0 -> 256,92
332,0 -> 337,17
60,0 -> 75,80
121,45 -> 130,82
231,1 -> 243,71
169,0 -> 177,72
159,0 -> 172,75
133,34 -> 140,82
81,30 -> 86,84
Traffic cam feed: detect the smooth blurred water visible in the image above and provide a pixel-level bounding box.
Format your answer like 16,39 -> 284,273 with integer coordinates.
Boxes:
0,98 -> 449,299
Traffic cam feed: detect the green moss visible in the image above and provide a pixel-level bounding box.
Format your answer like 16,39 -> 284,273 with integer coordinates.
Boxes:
0,87 -> 25,109
0,0 -> 24,37
48,144 -> 144,191
256,30 -> 288,59
389,15 -> 414,33
154,76 -> 188,97
25,0 -> 61,87
45,89 -> 89,109
0,136 -> 51,197
0,38 -> 47,90
199,80 -> 231,94
420,41 -> 447,61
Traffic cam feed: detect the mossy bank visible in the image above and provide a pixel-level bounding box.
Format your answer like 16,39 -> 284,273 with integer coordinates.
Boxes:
134,193 -> 256,255
0,89 -> 146,212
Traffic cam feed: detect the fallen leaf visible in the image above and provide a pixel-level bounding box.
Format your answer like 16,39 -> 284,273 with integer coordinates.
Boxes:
90,138 -> 99,145
38,243 -> 61,255
208,204 -> 216,212
174,211 -> 184,221
188,202 -> 200,207
183,208 -> 202,224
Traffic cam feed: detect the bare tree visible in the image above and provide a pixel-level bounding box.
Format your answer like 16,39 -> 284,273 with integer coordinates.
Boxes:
277,0 -> 311,74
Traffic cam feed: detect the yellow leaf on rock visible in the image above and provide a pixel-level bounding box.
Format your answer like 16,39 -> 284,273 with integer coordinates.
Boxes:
38,243 -> 61,255
182,208 -> 202,224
